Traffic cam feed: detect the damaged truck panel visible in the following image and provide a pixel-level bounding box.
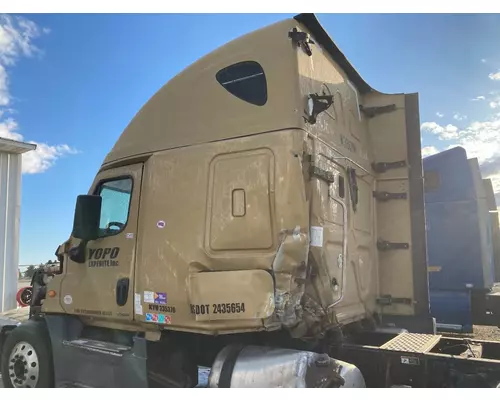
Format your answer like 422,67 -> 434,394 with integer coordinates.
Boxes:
294,14 -> 429,330
133,129 -> 311,334
295,20 -> 378,328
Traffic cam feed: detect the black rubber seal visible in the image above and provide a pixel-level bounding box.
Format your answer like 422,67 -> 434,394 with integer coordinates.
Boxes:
218,345 -> 245,388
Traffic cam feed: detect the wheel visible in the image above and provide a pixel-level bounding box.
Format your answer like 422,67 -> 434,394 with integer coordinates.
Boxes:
16,287 -> 33,307
1,320 -> 54,388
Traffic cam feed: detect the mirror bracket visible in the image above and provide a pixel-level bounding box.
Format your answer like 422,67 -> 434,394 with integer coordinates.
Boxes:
69,240 -> 88,264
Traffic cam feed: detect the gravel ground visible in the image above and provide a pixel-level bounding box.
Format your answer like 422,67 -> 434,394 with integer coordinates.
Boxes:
446,325 -> 500,341
0,368 -> 210,388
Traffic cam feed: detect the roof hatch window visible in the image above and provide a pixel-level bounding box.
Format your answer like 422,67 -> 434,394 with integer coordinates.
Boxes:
216,61 -> 267,106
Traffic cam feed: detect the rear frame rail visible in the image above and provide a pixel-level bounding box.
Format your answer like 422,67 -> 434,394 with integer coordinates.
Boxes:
329,332 -> 500,387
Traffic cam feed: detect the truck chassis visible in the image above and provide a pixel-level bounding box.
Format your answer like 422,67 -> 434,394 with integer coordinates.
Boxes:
329,330 -> 500,387
3,310 -> 500,387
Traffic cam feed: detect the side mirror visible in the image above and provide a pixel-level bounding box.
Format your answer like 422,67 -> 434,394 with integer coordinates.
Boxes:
72,195 -> 102,241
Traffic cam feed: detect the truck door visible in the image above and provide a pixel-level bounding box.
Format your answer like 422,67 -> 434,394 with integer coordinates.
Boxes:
59,163 -> 143,322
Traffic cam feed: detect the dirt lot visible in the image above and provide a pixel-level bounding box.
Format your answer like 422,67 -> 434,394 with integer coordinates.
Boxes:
17,279 -> 31,291
448,325 -> 500,341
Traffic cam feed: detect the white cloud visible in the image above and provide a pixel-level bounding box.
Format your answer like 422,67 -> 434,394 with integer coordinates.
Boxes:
22,143 -> 78,174
453,112 -> 467,121
472,95 -> 486,101
490,71 -> 500,81
421,146 -> 438,158
0,14 -> 77,174
0,15 -> 42,67
454,119 -> 500,163
0,117 -> 22,141
0,64 -> 8,106
0,14 -> 44,106
0,117 -> 77,174
421,121 -> 459,140
436,112 -> 444,118
422,117 -> 500,208
442,116 -> 500,207
491,100 -> 500,109
482,59 -> 487,63
421,122 -> 443,134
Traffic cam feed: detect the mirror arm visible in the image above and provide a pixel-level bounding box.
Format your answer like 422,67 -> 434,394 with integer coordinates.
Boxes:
69,240 -> 88,264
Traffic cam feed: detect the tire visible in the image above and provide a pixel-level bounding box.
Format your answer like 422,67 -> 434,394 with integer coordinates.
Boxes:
1,320 -> 54,388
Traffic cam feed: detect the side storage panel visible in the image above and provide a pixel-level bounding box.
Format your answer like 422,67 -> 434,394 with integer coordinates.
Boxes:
366,93 -> 431,328
206,149 -> 275,253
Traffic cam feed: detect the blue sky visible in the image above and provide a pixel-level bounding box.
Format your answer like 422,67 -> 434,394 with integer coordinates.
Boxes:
1,13 -> 500,265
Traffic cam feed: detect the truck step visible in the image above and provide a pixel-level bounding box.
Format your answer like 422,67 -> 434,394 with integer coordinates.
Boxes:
380,332 -> 441,353
62,339 -> 131,357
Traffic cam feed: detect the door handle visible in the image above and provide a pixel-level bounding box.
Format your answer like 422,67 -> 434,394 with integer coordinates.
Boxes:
116,278 -> 130,306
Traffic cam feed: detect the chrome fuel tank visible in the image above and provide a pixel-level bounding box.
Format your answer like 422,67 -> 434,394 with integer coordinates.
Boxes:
208,345 -> 365,388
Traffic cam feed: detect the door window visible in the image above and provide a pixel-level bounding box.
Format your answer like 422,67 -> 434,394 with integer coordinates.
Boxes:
96,177 -> 133,237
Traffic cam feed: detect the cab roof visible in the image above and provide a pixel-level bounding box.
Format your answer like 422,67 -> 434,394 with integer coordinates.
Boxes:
102,13 -> 377,167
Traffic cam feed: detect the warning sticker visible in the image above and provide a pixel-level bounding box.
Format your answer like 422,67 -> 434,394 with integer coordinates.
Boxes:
134,293 -> 143,315
401,356 -> 420,366
145,313 -> 172,325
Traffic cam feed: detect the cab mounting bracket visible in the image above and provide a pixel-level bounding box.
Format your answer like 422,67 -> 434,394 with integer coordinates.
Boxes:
373,191 -> 408,202
376,295 -> 413,306
288,28 -> 315,56
359,104 -> 396,118
377,240 -> 409,251
371,160 -> 407,173
309,165 -> 335,183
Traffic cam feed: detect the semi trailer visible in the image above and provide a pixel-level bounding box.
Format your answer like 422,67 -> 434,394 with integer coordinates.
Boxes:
2,13 -> 500,388
424,147 -> 500,333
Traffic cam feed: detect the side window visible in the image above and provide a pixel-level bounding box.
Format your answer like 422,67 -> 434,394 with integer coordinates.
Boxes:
216,61 -> 267,106
97,177 -> 133,237
424,170 -> 440,193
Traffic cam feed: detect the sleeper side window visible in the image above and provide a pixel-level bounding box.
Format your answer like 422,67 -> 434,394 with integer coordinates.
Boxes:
96,177 -> 133,237
216,61 -> 267,106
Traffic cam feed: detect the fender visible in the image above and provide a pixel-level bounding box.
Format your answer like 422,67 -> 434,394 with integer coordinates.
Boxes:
0,307 -> 30,356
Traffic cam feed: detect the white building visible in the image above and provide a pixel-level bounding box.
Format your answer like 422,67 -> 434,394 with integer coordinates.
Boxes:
0,137 -> 36,312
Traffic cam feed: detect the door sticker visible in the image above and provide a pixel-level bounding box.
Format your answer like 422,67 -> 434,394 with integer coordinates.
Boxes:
144,291 -> 167,304
154,292 -> 167,304
144,291 -> 154,303
134,293 -> 143,315
157,220 -> 166,229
